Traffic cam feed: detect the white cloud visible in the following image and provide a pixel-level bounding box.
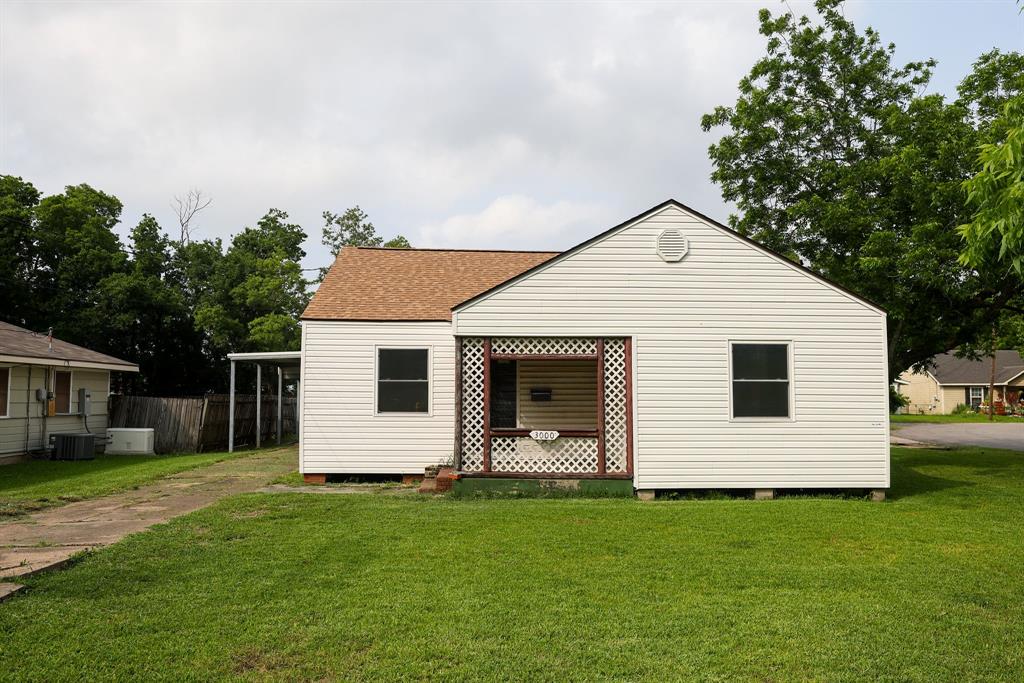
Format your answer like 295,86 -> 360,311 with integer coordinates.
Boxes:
2,0 -> 1015,268
415,195 -> 610,250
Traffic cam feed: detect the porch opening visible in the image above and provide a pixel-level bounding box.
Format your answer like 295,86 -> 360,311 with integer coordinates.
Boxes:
489,358 -> 599,431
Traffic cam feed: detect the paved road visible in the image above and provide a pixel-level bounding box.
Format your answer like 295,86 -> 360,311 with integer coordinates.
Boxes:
893,423 -> 1024,451
0,446 -> 296,581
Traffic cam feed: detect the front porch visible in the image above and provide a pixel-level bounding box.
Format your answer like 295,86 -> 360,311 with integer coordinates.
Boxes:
455,337 -> 634,479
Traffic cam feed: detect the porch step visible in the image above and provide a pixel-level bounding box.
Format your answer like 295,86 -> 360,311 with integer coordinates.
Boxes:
418,467 -> 456,494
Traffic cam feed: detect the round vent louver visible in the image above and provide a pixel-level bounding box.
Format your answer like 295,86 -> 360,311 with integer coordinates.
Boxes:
657,229 -> 688,262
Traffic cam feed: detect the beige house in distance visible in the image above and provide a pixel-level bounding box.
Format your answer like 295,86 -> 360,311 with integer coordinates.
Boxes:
897,350 -> 1024,414
0,321 -> 138,462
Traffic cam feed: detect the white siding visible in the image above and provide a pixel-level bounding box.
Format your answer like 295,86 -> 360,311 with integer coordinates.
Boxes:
300,321 -> 455,474
517,359 -> 597,429
0,365 -> 110,456
454,205 -> 889,489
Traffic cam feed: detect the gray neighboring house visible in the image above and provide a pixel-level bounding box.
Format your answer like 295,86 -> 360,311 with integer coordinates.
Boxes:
897,350 -> 1024,414
0,321 -> 139,462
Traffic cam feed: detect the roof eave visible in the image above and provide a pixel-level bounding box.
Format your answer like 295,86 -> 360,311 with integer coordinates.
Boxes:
0,354 -> 139,372
299,317 -> 452,323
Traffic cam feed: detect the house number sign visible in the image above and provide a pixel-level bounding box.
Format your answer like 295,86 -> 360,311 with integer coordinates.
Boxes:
529,430 -> 559,441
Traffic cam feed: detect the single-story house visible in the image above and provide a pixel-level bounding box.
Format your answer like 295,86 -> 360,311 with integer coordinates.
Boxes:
897,350 -> 1024,414
299,200 -> 890,495
0,321 -> 139,463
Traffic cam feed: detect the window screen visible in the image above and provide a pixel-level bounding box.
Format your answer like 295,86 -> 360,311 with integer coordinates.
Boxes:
0,367 -> 8,417
54,371 -> 72,414
732,343 -> 790,418
490,359 -> 517,428
377,349 -> 429,413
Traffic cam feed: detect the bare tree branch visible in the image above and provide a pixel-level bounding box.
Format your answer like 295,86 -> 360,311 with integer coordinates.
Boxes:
171,188 -> 213,244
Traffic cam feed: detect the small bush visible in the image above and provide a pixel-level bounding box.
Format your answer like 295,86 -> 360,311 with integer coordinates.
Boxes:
889,387 -> 909,413
952,403 -> 974,416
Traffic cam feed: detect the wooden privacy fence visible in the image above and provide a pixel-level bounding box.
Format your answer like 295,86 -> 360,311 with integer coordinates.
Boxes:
108,394 -> 297,454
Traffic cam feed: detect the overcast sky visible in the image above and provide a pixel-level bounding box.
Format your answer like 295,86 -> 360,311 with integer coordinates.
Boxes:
2,1 -> 1021,272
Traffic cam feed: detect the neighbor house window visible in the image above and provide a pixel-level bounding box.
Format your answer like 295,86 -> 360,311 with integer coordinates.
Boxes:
0,367 -> 9,418
968,386 -> 987,409
377,348 -> 429,413
731,342 -> 791,418
54,370 -> 72,414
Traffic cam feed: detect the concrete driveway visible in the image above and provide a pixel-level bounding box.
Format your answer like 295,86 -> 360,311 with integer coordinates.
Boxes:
893,422 -> 1024,451
0,445 -> 296,586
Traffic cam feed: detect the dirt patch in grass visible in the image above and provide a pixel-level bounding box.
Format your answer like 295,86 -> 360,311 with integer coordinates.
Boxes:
230,647 -> 294,675
230,508 -> 270,519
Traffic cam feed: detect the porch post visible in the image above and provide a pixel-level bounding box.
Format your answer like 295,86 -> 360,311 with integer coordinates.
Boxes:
228,360 -> 236,453
276,366 -> 283,445
596,338 -> 606,475
454,338 -> 463,470
482,338 -> 492,473
256,364 -> 261,449
624,337 -> 634,476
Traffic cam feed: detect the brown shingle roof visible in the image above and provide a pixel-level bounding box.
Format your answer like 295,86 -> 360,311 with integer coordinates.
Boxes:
929,350 -> 1024,385
302,247 -> 559,321
0,321 -> 138,370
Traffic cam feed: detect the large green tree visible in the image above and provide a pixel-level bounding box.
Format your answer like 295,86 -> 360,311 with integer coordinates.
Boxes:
194,209 -> 310,358
0,176 -> 42,329
701,0 -> 1024,377
96,215 -> 208,394
959,94 -> 1024,276
27,184 -> 128,348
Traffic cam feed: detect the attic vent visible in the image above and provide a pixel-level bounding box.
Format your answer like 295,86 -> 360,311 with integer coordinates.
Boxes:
656,229 -> 688,262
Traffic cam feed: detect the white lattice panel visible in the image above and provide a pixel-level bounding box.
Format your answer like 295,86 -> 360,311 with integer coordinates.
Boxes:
460,338 -> 485,471
603,339 -> 628,473
491,337 -> 597,356
491,436 -> 599,474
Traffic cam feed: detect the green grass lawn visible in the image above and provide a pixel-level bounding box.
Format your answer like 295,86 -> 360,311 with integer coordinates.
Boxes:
2,446 -> 1023,681
0,449 -> 248,517
891,412 -> 1022,423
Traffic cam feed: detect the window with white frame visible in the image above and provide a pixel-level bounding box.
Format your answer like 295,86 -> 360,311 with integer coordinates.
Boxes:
377,348 -> 429,413
969,386 -> 987,409
731,342 -> 791,418
0,367 -> 9,418
54,370 -> 72,414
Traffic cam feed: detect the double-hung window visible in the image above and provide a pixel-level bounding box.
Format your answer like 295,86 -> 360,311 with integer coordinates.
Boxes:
377,348 -> 429,413
968,386 -> 986,409
731,342 -> 791,419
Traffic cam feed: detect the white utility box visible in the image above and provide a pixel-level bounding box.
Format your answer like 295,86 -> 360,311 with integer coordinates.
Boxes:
106,428 -> 155,455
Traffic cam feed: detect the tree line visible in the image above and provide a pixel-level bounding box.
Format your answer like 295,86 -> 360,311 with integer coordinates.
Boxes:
0,179 -> 408,395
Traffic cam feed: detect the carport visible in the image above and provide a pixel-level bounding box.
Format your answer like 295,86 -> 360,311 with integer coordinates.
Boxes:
226,351 -> 301,452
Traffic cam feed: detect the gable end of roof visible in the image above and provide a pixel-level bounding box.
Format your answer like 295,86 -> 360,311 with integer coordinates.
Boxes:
452,199 -> 886,315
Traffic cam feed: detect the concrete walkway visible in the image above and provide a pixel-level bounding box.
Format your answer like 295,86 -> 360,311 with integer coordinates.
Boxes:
0,446 -> 296,582
892,422 -> 1024,451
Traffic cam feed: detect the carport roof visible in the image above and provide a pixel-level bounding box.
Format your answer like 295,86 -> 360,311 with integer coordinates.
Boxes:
226,351 -> 301,367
